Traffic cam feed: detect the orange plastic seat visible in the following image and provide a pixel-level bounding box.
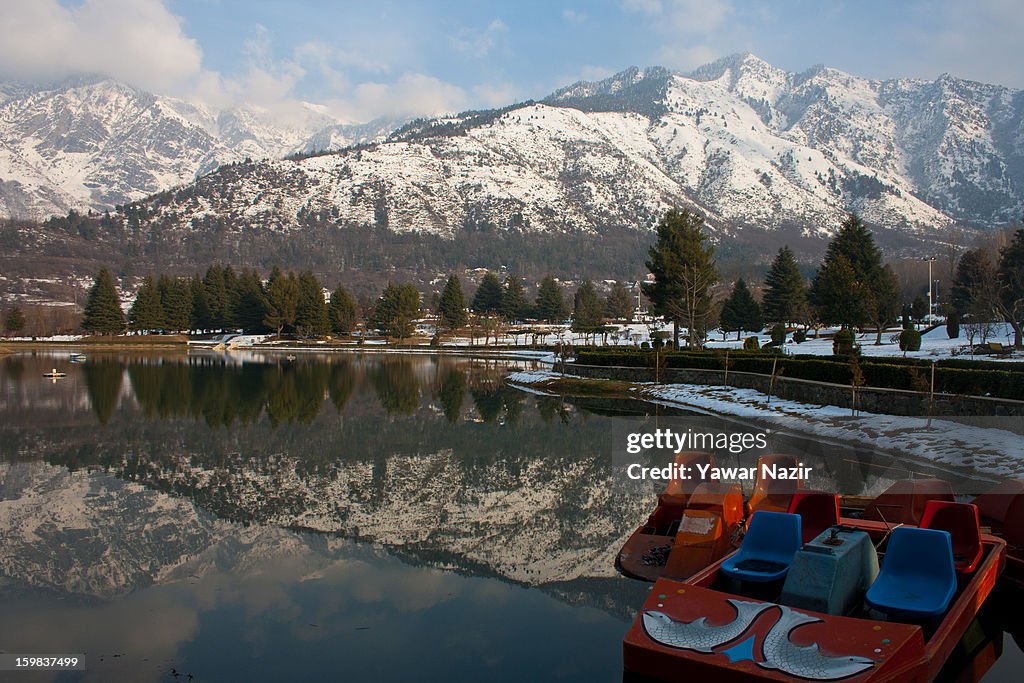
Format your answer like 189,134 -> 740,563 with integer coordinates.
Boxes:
787,490 -> 841,544
663,482 -> 744,581
919,501 -> 983,574
863,478 -> 955,526
661,451 -> 715,501
747,454 -> 804,513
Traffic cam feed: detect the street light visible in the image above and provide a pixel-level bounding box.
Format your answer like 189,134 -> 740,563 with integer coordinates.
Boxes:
923,257 -> 935,324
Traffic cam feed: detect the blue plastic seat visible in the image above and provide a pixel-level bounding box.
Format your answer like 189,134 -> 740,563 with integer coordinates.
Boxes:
865,527 -> 957,619
721,511 -> 802,582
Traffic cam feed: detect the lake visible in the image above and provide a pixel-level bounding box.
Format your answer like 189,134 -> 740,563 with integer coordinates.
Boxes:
1,351 -> 1021,682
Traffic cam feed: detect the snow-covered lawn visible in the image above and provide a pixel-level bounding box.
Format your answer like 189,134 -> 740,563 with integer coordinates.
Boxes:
705,323 -> 1020,362
508,369 -> 1024,478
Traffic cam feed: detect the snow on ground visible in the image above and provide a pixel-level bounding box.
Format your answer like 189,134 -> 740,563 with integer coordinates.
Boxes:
507,370 -> 1024,478
705,323 -> 1020,362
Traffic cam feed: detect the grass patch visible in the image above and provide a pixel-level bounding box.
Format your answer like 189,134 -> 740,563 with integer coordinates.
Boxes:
529,375 -> 635,397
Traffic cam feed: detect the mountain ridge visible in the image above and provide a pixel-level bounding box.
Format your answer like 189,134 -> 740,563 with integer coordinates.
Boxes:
2,54 -> 1022,247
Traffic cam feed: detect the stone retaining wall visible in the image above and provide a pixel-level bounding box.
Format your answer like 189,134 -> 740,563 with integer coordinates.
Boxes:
561,363 -> 1024,417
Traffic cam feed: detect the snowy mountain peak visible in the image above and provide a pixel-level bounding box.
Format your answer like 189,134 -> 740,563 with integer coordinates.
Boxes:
2,56 -> 1022,240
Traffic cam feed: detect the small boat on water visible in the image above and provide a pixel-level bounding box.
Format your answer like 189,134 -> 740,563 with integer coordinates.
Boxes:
623,505 -> 1006,682
69,353 -> 87,363
617,453 -> 806,582
621,461 -> 1024,592
42,368 -> 66,378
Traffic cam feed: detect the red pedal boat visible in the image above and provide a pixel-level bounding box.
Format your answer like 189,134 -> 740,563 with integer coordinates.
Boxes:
617,454 -> 804,582
623,509 -> 1006,683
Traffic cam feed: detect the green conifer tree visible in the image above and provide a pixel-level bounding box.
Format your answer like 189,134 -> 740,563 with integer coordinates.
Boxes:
535,275 -> 567,323
501,274 -> 529,322
604,281 -> 635,322
329,284 -> 360,335
295,271 -> 330,337
438,275 -> 468,330
81,267 -> 125,335
264,267 -> 300,336
572,279 -> 604,340
471,272 -> 504,314
762,246 -> 808,325
3,306 -> 27,335
642,209 -> 718,348
128,276 -> 165,332
719,278 -> 764,340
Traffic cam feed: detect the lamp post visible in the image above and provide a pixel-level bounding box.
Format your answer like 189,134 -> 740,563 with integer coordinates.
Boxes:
924,257 -> 935,324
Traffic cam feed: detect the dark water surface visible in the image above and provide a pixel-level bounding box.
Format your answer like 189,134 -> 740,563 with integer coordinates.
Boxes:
0,351 -> 1021,682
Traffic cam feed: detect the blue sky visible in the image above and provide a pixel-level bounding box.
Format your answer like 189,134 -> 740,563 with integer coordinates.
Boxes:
2,0 -> 1022,122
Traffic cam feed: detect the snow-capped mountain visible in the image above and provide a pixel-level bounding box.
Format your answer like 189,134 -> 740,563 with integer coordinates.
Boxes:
0,77 -> 397,219
3,55 -> 1022,236
109,54 -> 1022,239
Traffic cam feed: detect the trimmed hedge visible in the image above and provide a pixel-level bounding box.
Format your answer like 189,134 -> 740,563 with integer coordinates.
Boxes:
573,349 -> 1024,400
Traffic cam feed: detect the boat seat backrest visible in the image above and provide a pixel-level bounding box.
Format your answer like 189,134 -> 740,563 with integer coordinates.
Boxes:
919,501 -> 983,573
720,511 -> 802,583
787,490 -> 841,544
866,526 -> 957,618
663,451 -> 715,498
863,478 -> 955,526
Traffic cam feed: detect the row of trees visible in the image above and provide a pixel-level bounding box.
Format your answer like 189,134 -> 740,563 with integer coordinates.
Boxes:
434,272 -> 635,333
82,265 -> 359,337
642,210 -> 943,348
949,229 -> 1024,347
79,264 -> 636,341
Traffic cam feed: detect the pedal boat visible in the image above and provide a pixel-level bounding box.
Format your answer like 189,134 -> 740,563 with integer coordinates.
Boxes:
617,454 -> 804,582
623,509 -> 1005,683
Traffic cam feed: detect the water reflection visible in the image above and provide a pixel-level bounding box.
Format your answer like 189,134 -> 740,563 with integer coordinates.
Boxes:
0,351 -> 1021,682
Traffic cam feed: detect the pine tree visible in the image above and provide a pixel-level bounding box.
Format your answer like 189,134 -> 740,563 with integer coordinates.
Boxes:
295,271 -> 330,337
233,268 -> 267,333
329,284 -> 359,335
438,275 -> 468,330
811,214 -> 899,343
572,279 -> 604,339
128,276 -> 165,332
159,276 -> 193,332
81,267 -> 125,335
719,278 -> 764,340
535,275 -> 567,323
471,272 -> 504,314
222,266 -> 242,330
762,246 -> 808,325
202,264 -> 228,330
264,267 -> 299,336
997,228 -> 1024,348
501,274 -> 529,322
951,249 -> 993,316
642,209 -> 718,348
370,283 -> 420,341
605,281 -> 634,322
3,306 -> 26,335
190,274 -> 212,331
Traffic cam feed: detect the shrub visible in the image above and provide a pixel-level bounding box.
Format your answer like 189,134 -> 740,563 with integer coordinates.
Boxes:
743,336 -> 761,351
771,323 -> 787,346
946,315 -> 960,339
793,329 -> 807,344
899,329 -> 922,352
833,329 -> 856,355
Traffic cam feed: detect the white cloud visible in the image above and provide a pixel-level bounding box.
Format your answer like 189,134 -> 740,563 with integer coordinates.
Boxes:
343,73 -> 469,121
0,0 -> 202,92
562,9 -> 587,24
621,0 -> 734,70
450,19 -> 509,58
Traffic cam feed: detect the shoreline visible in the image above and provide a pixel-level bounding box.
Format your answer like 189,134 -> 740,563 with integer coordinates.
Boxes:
506,369 -> 1022,481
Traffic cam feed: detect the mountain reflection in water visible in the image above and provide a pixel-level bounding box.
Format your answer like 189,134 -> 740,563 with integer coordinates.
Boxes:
0,351 -> 1021,683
